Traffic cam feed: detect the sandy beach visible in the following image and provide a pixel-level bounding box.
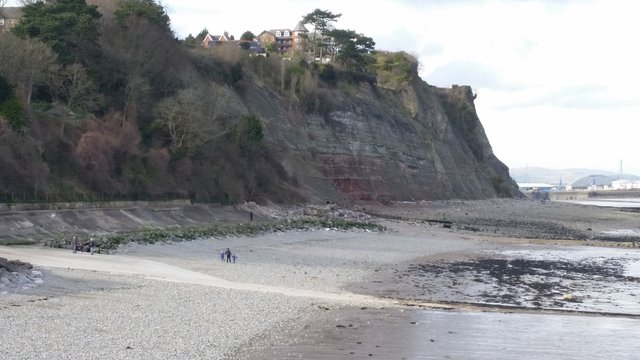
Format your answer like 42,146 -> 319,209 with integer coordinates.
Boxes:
1,198 -> 640,359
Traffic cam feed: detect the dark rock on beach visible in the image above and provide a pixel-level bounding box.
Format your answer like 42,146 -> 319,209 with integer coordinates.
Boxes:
0,257 -> 41,293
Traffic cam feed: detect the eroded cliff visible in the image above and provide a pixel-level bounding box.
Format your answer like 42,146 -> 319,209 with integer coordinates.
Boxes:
238,73 -> 519,202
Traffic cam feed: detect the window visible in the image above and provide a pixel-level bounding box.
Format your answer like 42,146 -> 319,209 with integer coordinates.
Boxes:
284,31 -> 290,37
275,31 -> 281,37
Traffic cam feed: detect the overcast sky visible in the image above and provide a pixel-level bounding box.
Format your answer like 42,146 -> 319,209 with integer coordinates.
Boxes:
8,0 -> 639,175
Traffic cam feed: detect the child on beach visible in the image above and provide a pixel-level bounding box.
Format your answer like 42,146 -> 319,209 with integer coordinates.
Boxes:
220,250 -> 225,262
232,253 -> 237,263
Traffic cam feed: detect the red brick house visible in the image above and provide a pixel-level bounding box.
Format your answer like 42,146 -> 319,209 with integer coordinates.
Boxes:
257,21 -> 308,53
202,32 -> 233,48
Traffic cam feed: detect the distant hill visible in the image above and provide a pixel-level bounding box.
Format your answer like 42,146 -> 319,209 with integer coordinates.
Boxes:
509,167 -> 621,185
572,173 -> 640,188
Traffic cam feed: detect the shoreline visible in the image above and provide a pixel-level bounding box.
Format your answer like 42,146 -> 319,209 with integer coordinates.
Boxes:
2,199 -> 640,359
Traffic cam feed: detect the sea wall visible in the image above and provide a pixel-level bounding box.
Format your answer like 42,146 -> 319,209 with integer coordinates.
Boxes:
0,199 -> 192,212
0,202 -> 251,245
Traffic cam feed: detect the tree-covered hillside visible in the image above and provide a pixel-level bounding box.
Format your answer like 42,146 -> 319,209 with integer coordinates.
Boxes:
0,0 -> 415,204
2,0 -> 511,204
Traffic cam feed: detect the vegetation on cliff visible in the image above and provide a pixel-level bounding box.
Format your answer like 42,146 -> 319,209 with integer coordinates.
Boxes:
0,0 -> 292,203
0,0 -> 517,204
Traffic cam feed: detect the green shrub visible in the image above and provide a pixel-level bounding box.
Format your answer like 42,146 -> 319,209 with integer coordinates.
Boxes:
0,75 -> 13,103
368,51 -> 418,88
192,52 -> 232,83
242,114 -> 264,144
230,62 -> 244,83
100,218 -> 386,249
238,114 -> 264,160
0,97 -> 25,130
318,64 -> 337,85
29,101 -> 53,113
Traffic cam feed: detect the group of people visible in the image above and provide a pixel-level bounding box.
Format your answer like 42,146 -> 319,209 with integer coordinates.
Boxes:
70,236 -> 96,255
220,248 -> 237,263
215,210 -> 248,263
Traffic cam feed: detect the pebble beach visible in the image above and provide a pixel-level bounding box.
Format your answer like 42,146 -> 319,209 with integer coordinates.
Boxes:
2,198 -> 640,359
1,227 -> 486,359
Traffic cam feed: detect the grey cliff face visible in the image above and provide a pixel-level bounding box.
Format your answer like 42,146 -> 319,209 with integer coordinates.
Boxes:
242,77 -> 519,202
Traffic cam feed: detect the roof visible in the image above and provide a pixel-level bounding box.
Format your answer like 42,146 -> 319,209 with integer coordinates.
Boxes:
293,21 -> 308,32
518,183 -> 555,189
612,179 -> 635,184
204,33 -> 230,42
0,7 -> 22,19
267,29 -> 292,38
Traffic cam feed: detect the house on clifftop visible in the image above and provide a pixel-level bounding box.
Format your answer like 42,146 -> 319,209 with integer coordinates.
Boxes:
0,7 -> 22,33
202,32 -> 233,48
257,21 -> 308,53
201,31 -> 265,56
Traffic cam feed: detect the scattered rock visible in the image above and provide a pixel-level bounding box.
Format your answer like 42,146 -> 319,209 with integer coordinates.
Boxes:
0,257 -> 42,292
562,293 -> 581,302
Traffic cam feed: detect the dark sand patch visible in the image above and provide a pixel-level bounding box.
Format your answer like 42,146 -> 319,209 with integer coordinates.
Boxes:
355,245 -> 640,315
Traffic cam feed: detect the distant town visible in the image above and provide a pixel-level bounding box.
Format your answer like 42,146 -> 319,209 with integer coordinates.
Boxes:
512,167 -> 640,194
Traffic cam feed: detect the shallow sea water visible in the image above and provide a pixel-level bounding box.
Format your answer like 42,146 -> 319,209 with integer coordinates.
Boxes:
559,197 -> 640,208
250,244 -> 640,360
254,308 -> 640,360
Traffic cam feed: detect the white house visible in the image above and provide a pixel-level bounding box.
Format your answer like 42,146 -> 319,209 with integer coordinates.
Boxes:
518,183 -> 555,192
611,179 -> 640,190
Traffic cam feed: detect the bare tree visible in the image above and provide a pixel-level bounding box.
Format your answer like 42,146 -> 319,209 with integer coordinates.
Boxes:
0,33 -> 59,106
123,74 -> 150,125
74,112 -> 142,192
153,83 -> 230,156
204,82 -> 231,123
154,89 -> 208,156
60,63 -> 102,112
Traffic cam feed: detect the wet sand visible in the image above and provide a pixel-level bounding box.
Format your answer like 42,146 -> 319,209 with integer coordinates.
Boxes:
245,241 -> 640,359
355,245 -> 640,315
250,307 -> 640,359
239,200 -> 640,359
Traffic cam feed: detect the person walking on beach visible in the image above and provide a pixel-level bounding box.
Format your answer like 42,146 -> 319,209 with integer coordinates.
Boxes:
225,248 -> 232,263
88,238 -> 95,255
249,210 -> 254,222
232,253 -> 237,263
71,236 -> 78,254
220,250 -> 225,262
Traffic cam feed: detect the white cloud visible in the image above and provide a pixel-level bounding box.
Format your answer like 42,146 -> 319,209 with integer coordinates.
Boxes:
10,0 -> 637,174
